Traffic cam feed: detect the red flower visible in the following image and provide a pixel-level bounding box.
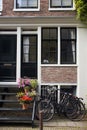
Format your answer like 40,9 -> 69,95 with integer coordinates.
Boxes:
20,95 -> 32,101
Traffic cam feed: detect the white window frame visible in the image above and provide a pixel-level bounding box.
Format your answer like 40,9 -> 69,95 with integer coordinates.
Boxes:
41,26 -> 77,66
13,0 -> 40,11
0,0 -> 2,12
49,0 -> 75,11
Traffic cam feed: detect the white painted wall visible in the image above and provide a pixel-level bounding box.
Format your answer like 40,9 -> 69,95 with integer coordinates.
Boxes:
78,27 -> 87,108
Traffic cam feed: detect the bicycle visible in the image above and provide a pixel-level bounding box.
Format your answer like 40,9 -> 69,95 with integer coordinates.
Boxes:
35,91 -> 54,121
35,86 -> 86,121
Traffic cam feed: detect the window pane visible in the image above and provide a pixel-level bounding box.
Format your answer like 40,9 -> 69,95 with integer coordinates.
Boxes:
28,0 -> 37,7
51,0 -> 61,6
16,0 -> 38,8
41,28 -> 58,64
60,86 -> 76,95
61,28 -> 76,39
62,0 -> 72,6
61,28 -> 76,64
42,29 -> 50,40
23,36 -> 37,63
50,0 -> 73,8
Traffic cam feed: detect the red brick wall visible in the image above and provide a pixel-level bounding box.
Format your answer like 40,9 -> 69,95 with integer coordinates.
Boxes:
2,0 -> 76,17
41,66 -> 77,83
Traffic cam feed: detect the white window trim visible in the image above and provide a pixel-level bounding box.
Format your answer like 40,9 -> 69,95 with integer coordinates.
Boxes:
49,0 -> 75,11
41,26 -> 77,66
13,0 -> 40,11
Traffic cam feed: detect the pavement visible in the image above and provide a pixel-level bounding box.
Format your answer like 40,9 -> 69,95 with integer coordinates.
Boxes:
0,113 -> 87,130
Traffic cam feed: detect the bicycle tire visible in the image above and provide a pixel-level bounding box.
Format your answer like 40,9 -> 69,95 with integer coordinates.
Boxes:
65,101 -> 79,120
70,101 -> 86,121
66,100 -> 86,121
36,100 -> 54,121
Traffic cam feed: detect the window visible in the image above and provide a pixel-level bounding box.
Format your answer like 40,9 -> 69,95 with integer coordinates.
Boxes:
41,85 -> 77,103
41,27 -> 77,65
22,36 -> 37,63
16,0 -> 38,9
50,0 -> 74,10
0,0 -> 2,11
60,85 -> 76,95
41,28 -> 58,64
21,35 -> 37,78
41,85 -> 58,102
60,28 -> 76,64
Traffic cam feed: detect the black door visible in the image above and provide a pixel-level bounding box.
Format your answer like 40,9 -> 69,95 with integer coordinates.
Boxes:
21,35 -> 37,78
0,35 -> 17,81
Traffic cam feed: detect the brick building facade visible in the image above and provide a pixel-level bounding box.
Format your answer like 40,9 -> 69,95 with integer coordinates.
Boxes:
0,0 -> 87,108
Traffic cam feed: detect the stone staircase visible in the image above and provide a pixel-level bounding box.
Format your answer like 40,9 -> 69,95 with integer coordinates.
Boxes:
0,86 -> 36,126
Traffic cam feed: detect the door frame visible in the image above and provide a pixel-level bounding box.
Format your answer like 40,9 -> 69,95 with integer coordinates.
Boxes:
0,27 -> 40,86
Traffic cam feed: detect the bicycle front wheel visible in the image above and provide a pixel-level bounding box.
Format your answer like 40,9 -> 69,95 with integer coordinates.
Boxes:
36,100 -> 54,121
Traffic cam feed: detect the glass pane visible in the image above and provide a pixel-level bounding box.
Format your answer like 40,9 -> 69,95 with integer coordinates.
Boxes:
42,28 -> 58,64
21,0 -> 27,7
17,0 -> 37,8
61,40 -> 76,64
50,29 -> 57,39
60,86 -> 76,95
42,41 -> 49,63
51,0 -> 61,6
70,29 -> 76,39
0,35 -> 16,62
23,36 -> 37,63
62,0 -> 72,6
23,37 -> 29,62
61,28 -> 76,40
28,0 -> 37,7
42,29 -> 49,39
42,28 -> 57,40
61,29 -> 69,39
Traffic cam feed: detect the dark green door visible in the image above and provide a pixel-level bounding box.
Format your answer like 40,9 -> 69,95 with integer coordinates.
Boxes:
0,35 -> 17,81
21,35 -> 37,78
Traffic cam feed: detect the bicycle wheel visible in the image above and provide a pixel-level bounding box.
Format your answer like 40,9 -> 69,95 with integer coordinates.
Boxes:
36,100 -> 54,121
66,99 -> 86,121
65,101 -> 79,120
70,101 -> 86,121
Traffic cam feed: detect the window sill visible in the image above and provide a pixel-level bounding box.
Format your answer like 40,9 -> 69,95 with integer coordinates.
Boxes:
41,64 -> 78,67
48,7 -> 75,11
13,8 -> 40,12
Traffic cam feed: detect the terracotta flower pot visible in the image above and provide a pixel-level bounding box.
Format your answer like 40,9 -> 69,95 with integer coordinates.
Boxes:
22,103 -> 29,110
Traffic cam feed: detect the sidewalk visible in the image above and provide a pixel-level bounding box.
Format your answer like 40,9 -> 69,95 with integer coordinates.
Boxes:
0,113 -> 87,130
42,114 -> 87,130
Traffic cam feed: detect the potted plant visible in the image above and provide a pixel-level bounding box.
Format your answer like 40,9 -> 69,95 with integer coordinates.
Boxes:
16,78 -> 38,110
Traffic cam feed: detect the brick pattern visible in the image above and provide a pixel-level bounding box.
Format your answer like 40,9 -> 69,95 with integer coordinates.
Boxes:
41,66 -> 77,83
2,0 -> 76,16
